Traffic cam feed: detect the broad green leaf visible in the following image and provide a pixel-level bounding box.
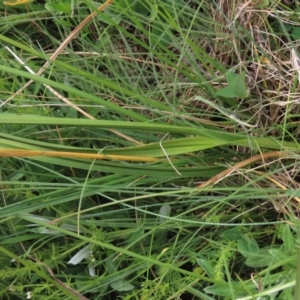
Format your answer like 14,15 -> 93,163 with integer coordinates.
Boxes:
204,282 -> 248,297
45,0 -> 72,14
132,0 -> 150,16
245,248 -> 281,268
254,0 -> 269,8
221,228 -> 243,241
291,27 -> 300,40
67,244 -> 91,265
232,71 -> 249,98
111,279 -> 135,292
105,257 -> 117,274
225,70 -> 238,85
159,203 -> 171,223
282,225 -> 295,254
204,284 -> 231,297
268,249 -> 292,262
125,227 -> 145,244
196,258 -> 215,278
215,86 -> 237,98
217,70 -> 249,98
237,235 -> 259,257
151,20 -> 173,47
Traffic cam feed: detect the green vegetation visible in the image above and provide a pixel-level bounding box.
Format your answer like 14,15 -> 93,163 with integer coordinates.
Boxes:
0,0 -> 300,299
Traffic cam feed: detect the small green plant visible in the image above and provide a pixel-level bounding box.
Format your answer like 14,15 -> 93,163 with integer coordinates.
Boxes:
201,225 -> 298,299
216,70 -> 249,99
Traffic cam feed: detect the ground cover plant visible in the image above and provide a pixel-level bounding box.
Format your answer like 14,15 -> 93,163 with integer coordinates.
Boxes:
0,0 -> 300,299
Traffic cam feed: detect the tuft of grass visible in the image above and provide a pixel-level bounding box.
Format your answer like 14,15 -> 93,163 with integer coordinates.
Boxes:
0,0 -> 300,299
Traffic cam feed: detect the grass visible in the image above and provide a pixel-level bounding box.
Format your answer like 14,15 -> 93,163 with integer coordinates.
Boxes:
0,0 -> 300,299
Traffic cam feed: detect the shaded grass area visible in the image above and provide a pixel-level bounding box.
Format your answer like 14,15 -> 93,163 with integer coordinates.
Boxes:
0,0 -> 300,299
